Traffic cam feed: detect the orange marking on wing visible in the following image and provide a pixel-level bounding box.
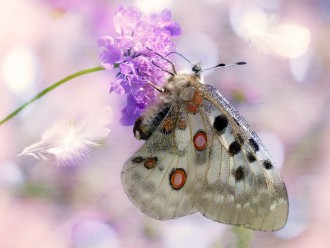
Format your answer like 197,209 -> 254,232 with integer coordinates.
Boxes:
193,131 -> 207,151
177,118 -> 187,130
161,118 -> 174,134
193,91 -> 203,105
170,168 -> 187,190
186,102 -> 198,114
144,157 -> 157,169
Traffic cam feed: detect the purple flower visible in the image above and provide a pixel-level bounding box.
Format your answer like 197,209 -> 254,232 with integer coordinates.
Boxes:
98,6 -> 181,125
98,37 -> 125,70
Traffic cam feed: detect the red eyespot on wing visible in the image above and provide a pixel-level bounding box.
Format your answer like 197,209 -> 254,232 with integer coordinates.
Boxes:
144,157 -> 158,169
169,168 -> 187,190
193,130 -> 207,151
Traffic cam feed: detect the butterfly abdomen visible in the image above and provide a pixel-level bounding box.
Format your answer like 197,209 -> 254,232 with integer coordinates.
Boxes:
133,105 -> 171,140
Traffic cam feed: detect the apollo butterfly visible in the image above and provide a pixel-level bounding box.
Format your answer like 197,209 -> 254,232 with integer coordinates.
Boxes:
121,56 -> 288,231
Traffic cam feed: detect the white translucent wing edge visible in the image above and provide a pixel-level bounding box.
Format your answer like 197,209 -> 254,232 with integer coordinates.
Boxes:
121,105 -> 197,220
195,84 -> 288,231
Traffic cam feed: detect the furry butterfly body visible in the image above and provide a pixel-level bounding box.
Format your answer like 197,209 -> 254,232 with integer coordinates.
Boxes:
122,69 -> 288,231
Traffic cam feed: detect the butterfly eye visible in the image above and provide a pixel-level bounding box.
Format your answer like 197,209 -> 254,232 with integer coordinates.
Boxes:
192,64 -> 202,73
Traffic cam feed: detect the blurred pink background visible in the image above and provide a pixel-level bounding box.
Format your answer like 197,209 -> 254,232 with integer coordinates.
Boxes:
0,0 -> 329,247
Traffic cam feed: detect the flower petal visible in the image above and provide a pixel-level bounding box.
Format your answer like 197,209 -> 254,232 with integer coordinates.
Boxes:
165,22 -> 182,36
99,46 -> 124,70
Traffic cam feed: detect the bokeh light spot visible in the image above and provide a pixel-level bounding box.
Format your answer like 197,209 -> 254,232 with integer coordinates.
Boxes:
1,45 -> 38,94
71,218 -> 120,248
269,24 -> 311,58
134,0 -> 173,13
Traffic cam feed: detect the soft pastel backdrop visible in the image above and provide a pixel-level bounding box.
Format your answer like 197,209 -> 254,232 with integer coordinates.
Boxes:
0,0 -> 329,247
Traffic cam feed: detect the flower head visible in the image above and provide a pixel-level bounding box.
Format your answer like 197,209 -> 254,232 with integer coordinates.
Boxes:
98,6 -> 181,125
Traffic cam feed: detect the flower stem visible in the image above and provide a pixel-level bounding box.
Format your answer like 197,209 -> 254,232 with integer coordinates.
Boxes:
232,226 -> 254,248
0,66 -> 106,126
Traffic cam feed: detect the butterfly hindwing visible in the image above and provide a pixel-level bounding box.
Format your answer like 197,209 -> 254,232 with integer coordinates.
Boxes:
121,104 -> 198,220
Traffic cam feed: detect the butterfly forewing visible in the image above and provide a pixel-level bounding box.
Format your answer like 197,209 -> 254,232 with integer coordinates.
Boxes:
122,73 -> 288,231
193,84 -> 288,231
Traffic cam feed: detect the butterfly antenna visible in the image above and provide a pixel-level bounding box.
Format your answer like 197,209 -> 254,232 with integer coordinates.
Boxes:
147,47 -> 177,75
165,51 -> 192,64
146,80 -> 165,93
202,61 -> 247,72
151,61 -> 175,77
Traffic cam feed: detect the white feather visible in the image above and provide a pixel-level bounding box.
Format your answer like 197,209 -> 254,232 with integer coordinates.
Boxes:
18,106 -> 113,166
237,9 -> 310,58
237,9 -> 276,53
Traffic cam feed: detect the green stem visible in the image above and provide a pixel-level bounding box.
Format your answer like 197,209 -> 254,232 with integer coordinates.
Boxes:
232,226 -> 254,248
0,66 -> 106,126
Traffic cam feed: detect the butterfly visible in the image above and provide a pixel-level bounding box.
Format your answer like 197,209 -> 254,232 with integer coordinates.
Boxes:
121,58 -> 289,231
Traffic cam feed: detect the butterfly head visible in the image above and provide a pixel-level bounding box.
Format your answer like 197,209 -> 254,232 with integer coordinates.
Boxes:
192,63 -> 202,75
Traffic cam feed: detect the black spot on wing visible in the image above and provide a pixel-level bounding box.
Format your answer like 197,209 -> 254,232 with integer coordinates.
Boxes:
247,152 -> 256,162
263,160 -> 273,170
213,115 -> 228,132
236,134 -> 244,144
228,141 -> 241,156
132,156 -> 144,163
234,166 -> 245,181
249,138 -> 259,152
